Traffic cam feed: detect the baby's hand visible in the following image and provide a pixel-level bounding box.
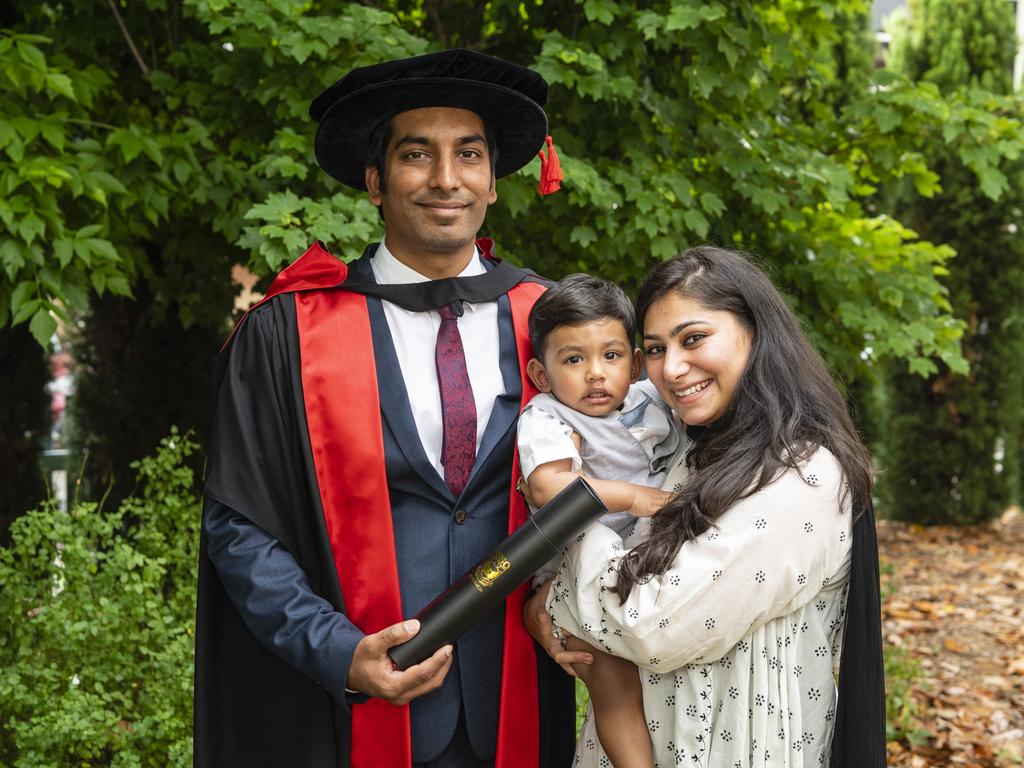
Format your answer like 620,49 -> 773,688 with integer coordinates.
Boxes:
628,486 -> 673,517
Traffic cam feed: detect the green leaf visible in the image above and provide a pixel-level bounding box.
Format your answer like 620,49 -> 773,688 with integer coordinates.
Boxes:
874,106 -> 901,133
39,122 -> 65,151
28,307 -> 57,347
570,225 -> 598,247
15,40 -> 46,71
0,121 -> 15,149
1,239 -> 25,279
682,208 -> 709,237
751,188 -> 785,214
9,279 -> 35,314
879,286 -> 903,308
717,38 -> 738,70
106,276 -> 132,297
4,133 -> 24,163
76,223 -> 103,239
54,237 -> 73,268
85,237 -> 119,263
109,129 -> 145,163
665,6 -> 701,31
699,191 -> 725,217
39,267 -> 62,296
172,158 -> 192,184
583,0 -> 617,25
18,212 -> 45,245
908,357 -> 937,377
699,4 -> 726,21
11,116 -> 40,143
44,72 -> 75,100
636,11 -> 665,40
12,297 -> 40,324
976,167 -> 1007,200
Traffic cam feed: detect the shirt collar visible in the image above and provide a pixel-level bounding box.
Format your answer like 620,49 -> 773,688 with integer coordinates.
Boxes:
373,239 -> 487,312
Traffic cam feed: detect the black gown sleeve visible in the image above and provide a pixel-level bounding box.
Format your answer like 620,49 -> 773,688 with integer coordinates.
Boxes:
830,502 -> 887,767
194,294 -> 352,768
203,500 -> 363,705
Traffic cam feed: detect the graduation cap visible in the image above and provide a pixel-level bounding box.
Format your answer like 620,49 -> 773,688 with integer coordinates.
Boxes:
310,49 -> 559,193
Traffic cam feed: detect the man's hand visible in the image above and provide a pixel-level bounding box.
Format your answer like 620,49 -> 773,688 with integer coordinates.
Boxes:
522,580 -> 592,677
628,486 -> 673,518
347,619 -> 453,705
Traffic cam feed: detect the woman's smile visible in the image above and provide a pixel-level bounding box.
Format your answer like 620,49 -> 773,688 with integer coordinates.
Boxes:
642,293 -> 752,426
672,379 -> 712,401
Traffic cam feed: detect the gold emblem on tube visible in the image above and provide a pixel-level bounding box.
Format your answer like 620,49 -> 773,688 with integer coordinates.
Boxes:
471,551 -> 512,592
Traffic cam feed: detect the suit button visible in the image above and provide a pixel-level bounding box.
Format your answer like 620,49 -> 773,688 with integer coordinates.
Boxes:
454,508 -> 468,525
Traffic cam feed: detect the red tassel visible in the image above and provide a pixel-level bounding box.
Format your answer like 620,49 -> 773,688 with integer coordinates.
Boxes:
537,135 -> 563,196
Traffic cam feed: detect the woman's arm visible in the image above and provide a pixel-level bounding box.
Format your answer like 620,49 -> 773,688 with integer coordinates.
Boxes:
546,447 -> 853,673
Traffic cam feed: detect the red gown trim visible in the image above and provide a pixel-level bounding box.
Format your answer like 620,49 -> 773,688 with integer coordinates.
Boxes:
496,278 -> 546,768
238,241 -> 546,766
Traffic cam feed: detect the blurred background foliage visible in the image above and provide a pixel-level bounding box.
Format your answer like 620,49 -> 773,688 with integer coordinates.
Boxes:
0,433 -> 197,766
2,0 -> 1024,762
2,0 -> 1023,509
881,0 -> 1024,525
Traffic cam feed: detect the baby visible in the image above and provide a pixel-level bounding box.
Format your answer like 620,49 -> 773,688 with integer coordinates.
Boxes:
519,274 -> 677,768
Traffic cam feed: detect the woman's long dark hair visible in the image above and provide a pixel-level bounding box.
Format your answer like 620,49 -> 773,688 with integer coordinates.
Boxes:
617,246 -> 874,601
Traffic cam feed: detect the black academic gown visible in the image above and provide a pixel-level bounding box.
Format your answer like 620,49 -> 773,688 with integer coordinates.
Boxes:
194,253 -> 575,768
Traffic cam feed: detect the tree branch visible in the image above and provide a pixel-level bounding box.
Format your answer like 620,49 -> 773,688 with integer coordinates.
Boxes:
106,0 -> 150,76
425,0 -> 450,48
142,3 -> 159,72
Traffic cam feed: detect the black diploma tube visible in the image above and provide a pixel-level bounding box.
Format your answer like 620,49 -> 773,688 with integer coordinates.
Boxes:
389,477 -> 607,670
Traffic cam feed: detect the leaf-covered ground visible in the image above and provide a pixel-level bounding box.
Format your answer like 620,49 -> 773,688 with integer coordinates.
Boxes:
882,507 -> 1024,766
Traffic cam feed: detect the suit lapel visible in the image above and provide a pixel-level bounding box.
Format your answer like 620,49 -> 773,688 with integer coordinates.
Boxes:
466,293 -> 521,489
352,255 -> 455,503
350,250 -> 526,503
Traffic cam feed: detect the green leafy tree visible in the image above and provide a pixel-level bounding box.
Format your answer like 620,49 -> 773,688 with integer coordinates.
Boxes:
0,0 -> 997,374
6,0 -> 1024,511
1,2 -> 425,496
0,430 -> 199,766
883,0 -> 1024,524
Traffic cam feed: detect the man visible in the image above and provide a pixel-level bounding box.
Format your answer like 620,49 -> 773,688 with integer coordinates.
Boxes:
194,49 -> 575,767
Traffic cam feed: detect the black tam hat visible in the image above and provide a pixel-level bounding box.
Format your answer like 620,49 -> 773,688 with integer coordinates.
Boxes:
310,49 -> 549,190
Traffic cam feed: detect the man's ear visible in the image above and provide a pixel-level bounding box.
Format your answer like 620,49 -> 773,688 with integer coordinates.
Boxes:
365,166 -> 383,207
630,348 -> 643,383
526,358 -> 551,393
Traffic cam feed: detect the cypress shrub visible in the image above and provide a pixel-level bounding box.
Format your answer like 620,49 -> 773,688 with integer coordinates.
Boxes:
883,0 -> 1024,523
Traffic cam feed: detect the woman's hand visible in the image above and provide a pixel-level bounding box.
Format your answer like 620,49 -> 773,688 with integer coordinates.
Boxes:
628,486 -> 674,517
522,579 -> 593,677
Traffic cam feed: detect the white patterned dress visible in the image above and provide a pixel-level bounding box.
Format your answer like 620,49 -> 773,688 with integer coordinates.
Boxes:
546,444 -> 853,768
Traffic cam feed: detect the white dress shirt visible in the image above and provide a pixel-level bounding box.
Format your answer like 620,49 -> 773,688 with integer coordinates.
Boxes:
369,241 -> 505,481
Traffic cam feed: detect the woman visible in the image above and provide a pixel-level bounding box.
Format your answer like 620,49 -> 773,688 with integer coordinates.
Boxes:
545,247 -> 885,767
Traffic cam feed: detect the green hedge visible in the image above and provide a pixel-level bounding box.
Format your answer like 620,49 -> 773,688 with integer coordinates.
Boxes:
0,431 -> 198,767
0,432 -> 925,763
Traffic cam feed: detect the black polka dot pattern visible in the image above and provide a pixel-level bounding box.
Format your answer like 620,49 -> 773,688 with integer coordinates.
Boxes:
550,447 -> 849,767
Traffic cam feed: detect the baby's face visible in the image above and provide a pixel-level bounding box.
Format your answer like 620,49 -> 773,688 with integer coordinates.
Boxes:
531,318 -> 640,417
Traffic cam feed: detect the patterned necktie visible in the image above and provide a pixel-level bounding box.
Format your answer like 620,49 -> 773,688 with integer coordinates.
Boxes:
436,303 -> 476,497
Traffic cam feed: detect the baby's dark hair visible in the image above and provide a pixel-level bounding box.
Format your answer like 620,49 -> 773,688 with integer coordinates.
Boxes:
528,273 -> 637,358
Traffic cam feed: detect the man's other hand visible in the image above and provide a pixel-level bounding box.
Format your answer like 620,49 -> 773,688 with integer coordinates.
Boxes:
347,619 -> 453,705
522,580 -> 593,677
